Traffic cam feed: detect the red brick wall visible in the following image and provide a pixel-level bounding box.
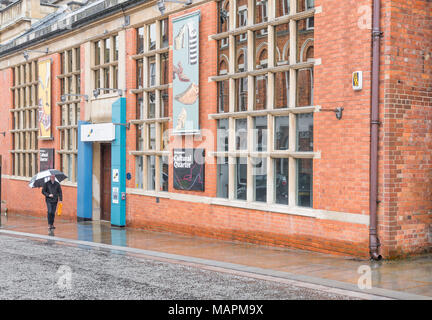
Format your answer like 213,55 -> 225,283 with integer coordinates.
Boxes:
126,193 -> 370,257
314,0 -> 373,217
0,53 -> 78,220
379,0 -> 432,257
0,68 -> 12,177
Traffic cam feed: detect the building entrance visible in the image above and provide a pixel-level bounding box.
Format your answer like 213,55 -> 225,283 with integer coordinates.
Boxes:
100,143 -> 111,222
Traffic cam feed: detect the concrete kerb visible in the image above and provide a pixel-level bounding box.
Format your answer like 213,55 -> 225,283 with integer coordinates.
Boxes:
0,229 -> 430,301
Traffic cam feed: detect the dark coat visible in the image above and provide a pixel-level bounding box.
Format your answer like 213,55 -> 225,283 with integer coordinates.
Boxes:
42,180 -> 63,203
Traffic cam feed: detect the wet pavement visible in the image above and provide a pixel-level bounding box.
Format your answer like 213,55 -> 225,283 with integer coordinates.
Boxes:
0,213 -> 431,299
0,235 -> 360,300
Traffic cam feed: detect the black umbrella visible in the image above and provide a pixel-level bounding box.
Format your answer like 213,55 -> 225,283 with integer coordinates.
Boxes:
28,169 -> 68,188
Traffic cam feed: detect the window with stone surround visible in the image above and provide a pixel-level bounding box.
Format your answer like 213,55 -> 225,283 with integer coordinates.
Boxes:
57,47 -> 81,182
212,0 -> 316,208
131,19 -> 169,192
10,61 -> 39,177
92,34 -> 118,95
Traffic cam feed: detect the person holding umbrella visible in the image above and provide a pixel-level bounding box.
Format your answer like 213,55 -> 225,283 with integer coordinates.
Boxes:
29,169 -> 67,230
41,174 -> 63,230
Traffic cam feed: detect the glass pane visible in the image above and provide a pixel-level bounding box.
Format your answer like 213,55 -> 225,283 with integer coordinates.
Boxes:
275,23 -> 290,64
276,0 -> 290,17
297,68 -> 313,107
218,0 -> 229,33
149,123 -> 156,150
136,93 -> 144,119
137,27 -> 144,54
76,75 -> 81,94
218,50 -> 229,75
255,75 -> 267,110
218,80 -> 229,113
161,88 -> 169,118
161,18 -> 169,48
113,65 -> 118,89
60,52 -> 65,74
217,157 -> 229,198
137,60 -> 143,88
237,5 -> 248,29
104,38 -> 110,63
253,157 -> 267,202
148,91 -> 156,118
235,157 -> 247,200
161,156 -> 169,191
148,23 -> 156,51
95,41 -> 101,65
275,71 -> 289,108
255,0 -> 268,24
275,116 -> 289,150
161,121 -> 169,150
297,158 -> 312,207
67,50 -> 73,72
235,36 -> 247,70
136,156 -> 143,188
147,156 -> 155,190
296,113 -> 313,151
161,53 -> 168,85
67,76 -> 72,94
235,118 -> 247,150
297,18 -> 314,63
75,47 -> 80,70
275,158 -> 289,205
103,68 -> 110,92
217,119 -> 229,152
149,59 -> 156,86
236,77 -> 248,112
94,69 -> 100,89
60,79 -> 65,96
114,35 -> 119,61
253,116 -> 267,151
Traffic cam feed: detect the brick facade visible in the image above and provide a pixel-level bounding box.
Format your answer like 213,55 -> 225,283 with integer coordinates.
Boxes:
0,0 -> 430,259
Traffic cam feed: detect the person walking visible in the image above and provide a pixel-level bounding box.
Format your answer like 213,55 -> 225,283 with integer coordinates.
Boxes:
42,174 -> 63,230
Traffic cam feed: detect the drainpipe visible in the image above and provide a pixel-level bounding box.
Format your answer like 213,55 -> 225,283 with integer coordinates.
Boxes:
370,0 -> 382,261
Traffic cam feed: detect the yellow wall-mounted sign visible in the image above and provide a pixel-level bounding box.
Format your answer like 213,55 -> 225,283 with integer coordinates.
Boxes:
38,59 -> 51,138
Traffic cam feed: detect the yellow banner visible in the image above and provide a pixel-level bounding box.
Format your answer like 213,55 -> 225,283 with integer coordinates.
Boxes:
38,59 -> 51,138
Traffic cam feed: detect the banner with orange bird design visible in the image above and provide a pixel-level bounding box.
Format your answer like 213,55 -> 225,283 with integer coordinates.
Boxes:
38,59 -> 51,138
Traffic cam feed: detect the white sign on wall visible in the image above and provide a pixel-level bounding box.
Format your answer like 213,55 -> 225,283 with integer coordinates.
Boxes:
112,187 -> 119,204
81,123 -> 115,142
112,169 -> 119,183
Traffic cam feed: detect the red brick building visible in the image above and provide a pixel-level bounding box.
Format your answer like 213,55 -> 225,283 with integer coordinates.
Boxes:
0,0 -> 430,259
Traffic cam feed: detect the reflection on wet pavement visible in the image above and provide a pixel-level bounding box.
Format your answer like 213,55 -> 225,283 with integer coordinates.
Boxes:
1,213 -> 431,297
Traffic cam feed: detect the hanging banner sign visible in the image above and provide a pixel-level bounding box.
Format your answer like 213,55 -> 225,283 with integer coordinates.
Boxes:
173,149 -> 205,191
172,11 -> 201,135
38,59 -> 51,138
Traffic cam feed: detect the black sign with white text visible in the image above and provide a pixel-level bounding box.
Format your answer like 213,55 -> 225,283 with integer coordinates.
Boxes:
173,149 -> 205,191
39,148 -> 55,171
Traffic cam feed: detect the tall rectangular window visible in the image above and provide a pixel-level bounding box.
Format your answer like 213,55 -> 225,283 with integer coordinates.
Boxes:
93,35 -> 119,95
11,61 -> 38,177
132,19 -> 170,192
213,0 -> 316,208
58,47 -> 81,182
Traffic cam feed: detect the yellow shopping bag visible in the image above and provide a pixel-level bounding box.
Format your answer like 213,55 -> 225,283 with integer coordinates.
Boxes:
57,202 -> 63,216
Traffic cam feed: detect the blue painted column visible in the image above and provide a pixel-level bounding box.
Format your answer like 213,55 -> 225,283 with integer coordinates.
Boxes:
111,98 -> 126,227
77,120 -> 93,221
